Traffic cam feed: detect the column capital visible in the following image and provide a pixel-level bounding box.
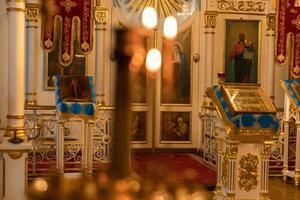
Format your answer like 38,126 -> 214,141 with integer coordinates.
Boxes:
95,6 -> 108,25
266,14 -> 276,31
261,141 -> 273,159
226,141 -> 239,158
204,12 -> 217,28
25,3 -> 39,22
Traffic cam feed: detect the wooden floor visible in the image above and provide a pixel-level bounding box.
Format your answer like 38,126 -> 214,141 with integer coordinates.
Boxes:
268,177 -> 300,200
207,177 -> 300,200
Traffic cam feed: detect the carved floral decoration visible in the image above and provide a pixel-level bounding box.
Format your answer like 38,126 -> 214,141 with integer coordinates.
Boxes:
217,0 -> 266,12
239,153 -> 258,191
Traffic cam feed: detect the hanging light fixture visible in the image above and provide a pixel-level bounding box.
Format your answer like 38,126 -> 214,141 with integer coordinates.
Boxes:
142,6 -> 177,73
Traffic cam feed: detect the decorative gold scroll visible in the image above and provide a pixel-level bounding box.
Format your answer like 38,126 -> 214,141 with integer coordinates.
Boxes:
239,153 -> 259,191
217,0 -> 266,12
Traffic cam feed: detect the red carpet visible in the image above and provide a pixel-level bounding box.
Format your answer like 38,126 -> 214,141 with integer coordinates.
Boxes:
131,152 -> 216,185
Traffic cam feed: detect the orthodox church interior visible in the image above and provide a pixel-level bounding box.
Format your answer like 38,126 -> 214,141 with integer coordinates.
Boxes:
0,0 -> 300,199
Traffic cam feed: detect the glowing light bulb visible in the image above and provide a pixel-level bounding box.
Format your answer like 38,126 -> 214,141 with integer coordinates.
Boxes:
146,48 -> 161,72
142,7 -> 157,29
163,16 -> 177,39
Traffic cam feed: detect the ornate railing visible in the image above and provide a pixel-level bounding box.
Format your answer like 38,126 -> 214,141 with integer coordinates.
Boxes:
25,105 -> 114,177
200,98 -> 218,167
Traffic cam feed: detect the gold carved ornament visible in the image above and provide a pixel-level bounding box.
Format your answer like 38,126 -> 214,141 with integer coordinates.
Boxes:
217,0 -> 265,12
205,14 -> 216,28
26,4 -> 39,22
95,6 -> 108,24
267,15 -> 276,31
239,153 -> 259,191
222,152 -> 228,187
227,142 -> 238,157
59,0 -> 77,12
262,142 -> 272,159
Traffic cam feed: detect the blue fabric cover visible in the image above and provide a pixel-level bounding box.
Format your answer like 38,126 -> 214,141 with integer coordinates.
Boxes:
54,76 -> 96,118
281,80 -> 300,107
212,85 -> 279,133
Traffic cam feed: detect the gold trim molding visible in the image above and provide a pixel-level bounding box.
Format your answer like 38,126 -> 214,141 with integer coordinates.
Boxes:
6,114 -> 25,119
7,0 -> 25,2
7,152 -> 23,160
217,0 -> 266,13
239,153 -> 258,191
26,92 -> 37,95
6,7 -> 25,12
95,6 -> 108,24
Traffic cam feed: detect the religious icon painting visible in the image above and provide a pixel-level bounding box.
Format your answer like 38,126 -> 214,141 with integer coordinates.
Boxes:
161,112 -> 191,143
130,111 -> 147,142
44,24 -> 86,90
59,76 -> 92,102
161,26 -> 192,104
225,20 -> 259,84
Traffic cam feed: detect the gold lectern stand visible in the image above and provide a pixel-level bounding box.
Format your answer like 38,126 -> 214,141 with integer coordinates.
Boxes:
207,82 -> 278,200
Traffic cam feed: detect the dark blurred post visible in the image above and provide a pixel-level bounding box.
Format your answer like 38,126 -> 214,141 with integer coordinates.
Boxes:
110,28 -> 145,179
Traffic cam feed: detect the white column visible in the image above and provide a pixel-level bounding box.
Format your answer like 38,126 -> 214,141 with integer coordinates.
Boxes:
282,95 -> 290,180
57,120 -> 65,175
25,1 -> 40,106
6,0 -> 26,137
260,142 -> 272,199
266,15 -> 276,101
214,135 -> 223,198
83,120 -> 94,175
226,142 -> 238,200
94,4 -> 108,106
204,13 -> 216,88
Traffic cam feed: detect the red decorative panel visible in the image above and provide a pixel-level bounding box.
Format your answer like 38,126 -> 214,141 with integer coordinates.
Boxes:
42,0 -> 93,66
276,0 -> 300,78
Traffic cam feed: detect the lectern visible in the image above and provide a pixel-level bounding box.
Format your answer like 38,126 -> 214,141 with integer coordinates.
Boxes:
53,75 -> 96,175
207,83 -> 279,200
